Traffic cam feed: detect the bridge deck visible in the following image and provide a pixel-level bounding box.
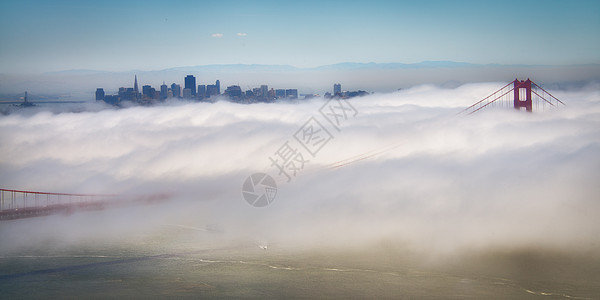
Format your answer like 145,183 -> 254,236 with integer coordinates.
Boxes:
0,189 -> 170,221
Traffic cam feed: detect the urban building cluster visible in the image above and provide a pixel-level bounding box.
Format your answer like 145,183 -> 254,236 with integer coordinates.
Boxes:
95,75 -> 367,106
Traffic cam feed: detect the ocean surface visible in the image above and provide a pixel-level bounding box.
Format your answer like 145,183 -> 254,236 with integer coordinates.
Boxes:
1,211 -> 598,299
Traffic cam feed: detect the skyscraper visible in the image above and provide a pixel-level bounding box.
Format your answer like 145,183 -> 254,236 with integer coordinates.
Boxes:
134,75 -> 140,100
95,88 -> 105,101
160,82 -> 168,100
215,80 -> 220,95
260,85 -> 268,99
206,85 -> 218,97
198,85 -> 206,99
171,83 -> 181,98
185,75 -> 196,97
142,85 -> 154,99
334,83 -> 341,95
275,89 -> 286,99
119,87 -> 136,101
225,85 -> 242,98
286,89 -> 298,99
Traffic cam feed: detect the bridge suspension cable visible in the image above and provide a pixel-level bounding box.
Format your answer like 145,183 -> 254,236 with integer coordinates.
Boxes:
459,79 -> 565,115
0,188 -> 169,220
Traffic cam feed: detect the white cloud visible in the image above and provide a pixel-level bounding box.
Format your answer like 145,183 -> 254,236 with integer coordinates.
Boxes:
211,33 -> 224,38
237,32 -> 248,36
1,83 -> 599,260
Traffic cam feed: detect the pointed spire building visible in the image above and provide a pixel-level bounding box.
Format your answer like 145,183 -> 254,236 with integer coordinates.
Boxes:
134,75 -> 139,100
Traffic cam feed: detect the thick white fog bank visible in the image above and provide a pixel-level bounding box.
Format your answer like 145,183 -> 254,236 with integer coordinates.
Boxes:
0,82 -> 599,256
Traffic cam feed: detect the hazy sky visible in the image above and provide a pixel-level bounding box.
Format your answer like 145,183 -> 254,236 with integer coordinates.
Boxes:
0,0 -> 599,73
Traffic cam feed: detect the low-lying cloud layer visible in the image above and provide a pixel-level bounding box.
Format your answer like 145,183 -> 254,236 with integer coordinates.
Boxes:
1,82 -> 599,258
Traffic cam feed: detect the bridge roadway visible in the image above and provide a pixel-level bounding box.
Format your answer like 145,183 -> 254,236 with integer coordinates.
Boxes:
0,189 -> 170,221
0,201 -> 108,220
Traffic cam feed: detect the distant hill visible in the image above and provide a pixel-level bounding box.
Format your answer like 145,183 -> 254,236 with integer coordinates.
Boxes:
162,64 -> 300,73
43,69 -> 116,76
41,61 -> 543,75
312,61 -> 478,70
3,62 -> 596,96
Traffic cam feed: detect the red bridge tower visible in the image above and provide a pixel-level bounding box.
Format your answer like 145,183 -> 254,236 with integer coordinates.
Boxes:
459,78 -> 565,115
513,78 -> 532,112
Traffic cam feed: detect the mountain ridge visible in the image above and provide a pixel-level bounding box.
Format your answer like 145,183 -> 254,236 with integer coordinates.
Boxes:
42,61 -> 595,75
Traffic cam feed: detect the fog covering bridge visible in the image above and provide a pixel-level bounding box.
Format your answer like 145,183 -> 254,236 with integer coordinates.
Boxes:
0,188 -> 169,220
459,78 -> 565,115
2,79 -> 566,220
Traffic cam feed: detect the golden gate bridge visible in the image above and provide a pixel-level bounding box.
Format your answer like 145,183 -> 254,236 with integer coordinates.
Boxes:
1,78 -> 565,220
0,188 -> 169,220
458,78 -> 565,115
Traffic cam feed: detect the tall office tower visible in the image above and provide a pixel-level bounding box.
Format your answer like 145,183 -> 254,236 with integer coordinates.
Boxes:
118,87 -> 127,100
198,85 -> 206,99
119,87 -> 136,101
142,85 -> 153,98
160,82 -> 168,100
260,85 -> 268,98
185,75 -> 196,96
215,80 -> 220,95
134,75 -> 140,100
225,85 -> 242,98
334,83 -> 341,95
286,89 -> 298,99
104,95 -> 119,105
275,89 -> 286,99
171,83 -> 181,98
95,88 -> 105,101
206,85 -> 218,97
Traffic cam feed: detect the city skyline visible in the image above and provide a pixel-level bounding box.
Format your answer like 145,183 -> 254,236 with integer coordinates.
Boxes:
95,74 -> 356,105
1,0 -> 599,74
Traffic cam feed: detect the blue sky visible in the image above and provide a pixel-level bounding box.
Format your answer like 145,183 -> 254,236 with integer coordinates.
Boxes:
0,0 -> 599,73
